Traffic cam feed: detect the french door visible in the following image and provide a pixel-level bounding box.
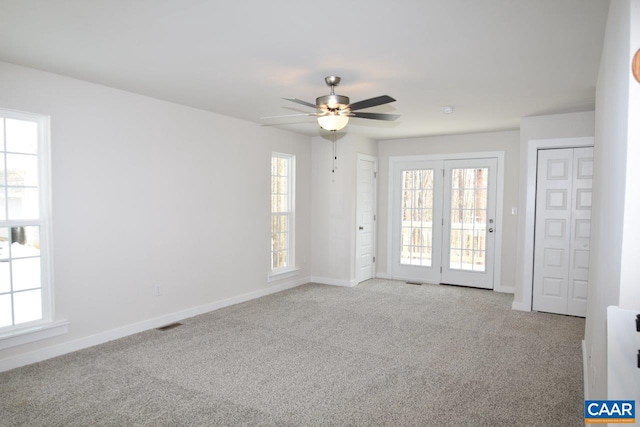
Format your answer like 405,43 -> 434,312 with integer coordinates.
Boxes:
392,157 -> 498,289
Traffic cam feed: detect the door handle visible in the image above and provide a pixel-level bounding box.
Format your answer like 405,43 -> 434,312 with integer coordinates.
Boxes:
488,228 -> 494,233
359,226 -> 364,230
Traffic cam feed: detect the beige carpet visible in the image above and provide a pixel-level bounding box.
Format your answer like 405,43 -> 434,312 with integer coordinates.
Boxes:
0,279 -> 585,426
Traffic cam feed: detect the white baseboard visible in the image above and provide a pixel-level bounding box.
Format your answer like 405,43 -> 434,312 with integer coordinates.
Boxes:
582,339 -> 589,401
0,276 -> 309,373
511,300 -> 531,312
374,273 -> 392,280
494,285 -> 514,294
310,276 -> 358,287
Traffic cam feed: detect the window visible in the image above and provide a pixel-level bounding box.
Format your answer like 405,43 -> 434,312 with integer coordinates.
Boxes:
0,110 -> 52,332
270,153 -> 294,273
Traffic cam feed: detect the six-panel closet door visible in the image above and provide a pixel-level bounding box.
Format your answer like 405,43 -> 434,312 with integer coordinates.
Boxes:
532,147 -> 593,317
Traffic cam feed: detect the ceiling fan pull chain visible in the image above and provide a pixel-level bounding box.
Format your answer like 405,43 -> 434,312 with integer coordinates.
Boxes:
332,130 -> 337,173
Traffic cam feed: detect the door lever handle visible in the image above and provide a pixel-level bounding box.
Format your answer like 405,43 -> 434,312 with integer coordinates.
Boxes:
359,226 -> 364,230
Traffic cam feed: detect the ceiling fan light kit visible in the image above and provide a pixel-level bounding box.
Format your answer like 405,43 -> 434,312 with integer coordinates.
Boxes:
317,113 -> 349,131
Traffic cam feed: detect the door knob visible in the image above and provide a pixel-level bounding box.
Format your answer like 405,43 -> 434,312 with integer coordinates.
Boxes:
359,226 -> 364,230
488,228 -> 494,233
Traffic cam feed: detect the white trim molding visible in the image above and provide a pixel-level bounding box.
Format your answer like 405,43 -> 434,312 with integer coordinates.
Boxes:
0,320 -> 69,351
582,339 -> 589,401
310,276 -> 358,287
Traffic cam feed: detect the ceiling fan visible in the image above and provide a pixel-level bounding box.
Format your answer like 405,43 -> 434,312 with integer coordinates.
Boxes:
262,76 -> 399,131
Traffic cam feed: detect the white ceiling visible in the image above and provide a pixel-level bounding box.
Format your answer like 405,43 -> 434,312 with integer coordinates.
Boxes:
0,0 -> 609,140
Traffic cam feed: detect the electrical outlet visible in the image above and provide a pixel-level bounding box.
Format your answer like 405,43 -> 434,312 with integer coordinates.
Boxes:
153,284 -> 162,296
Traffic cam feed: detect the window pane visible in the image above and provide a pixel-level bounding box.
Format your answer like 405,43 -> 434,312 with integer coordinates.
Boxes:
7,187 -> 39,220
12,257 -> 41,291
13,289 -> 42,324
5,119 -> 38,154
275,177 -> 288,195
0,153 -> 4,186
278,158 -> 288,177
474,250 -> 486,271
11,226 -> 40,257
0,261 -> 10,294
0,188 -> 5,221
6,154 -> 38,186
276,195 -> 288,212
0,294 -> 12,327
0,227 -> 8,260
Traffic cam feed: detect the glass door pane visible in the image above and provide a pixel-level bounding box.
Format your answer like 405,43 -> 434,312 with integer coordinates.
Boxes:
400,169 -> 434,266
449,167 -> 488,271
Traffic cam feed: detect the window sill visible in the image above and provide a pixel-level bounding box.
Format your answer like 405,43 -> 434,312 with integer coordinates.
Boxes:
268,267 -> 301,283
0,320 -> 70,351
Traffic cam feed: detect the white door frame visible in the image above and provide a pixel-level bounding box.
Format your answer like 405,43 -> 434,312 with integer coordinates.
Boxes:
514,137 -> 594,312
355,153 -> 378,282
387,151 -> 506,292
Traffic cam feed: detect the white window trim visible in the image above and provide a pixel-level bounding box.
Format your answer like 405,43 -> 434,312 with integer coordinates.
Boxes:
267,267 -> 301,282
0,108 -> 61,341
270,152 -> 296,276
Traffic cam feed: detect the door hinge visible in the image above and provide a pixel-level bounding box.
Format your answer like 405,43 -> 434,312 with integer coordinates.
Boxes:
374,214 -> 376,221
374,171 -> 377,179
442,169 -> 445,177
373,256 -> 376,263
440,266 -> 442,273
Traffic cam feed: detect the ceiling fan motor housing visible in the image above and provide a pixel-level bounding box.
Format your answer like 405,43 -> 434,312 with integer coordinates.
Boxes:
316,94 -> 350,111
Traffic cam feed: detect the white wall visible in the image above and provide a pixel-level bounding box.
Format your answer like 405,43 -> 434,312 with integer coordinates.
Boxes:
0,61 -> 312,368
619,0 -> 640,311
376,130 -> 520,291
585,0 -> 640,400
512,111 -> 595,310
310,132 -> 376,286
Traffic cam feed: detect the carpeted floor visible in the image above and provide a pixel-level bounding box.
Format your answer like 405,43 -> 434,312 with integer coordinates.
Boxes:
0,279 -> 585,426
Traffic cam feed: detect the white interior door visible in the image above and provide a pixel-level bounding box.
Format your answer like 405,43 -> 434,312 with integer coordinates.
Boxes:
441,158 -> 497,289
356,155 -> 377,283
533,147 -> 593,316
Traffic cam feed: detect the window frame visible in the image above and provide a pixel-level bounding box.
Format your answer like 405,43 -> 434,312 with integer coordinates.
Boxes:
269,152 -> 296,278
0,108 -> 54,335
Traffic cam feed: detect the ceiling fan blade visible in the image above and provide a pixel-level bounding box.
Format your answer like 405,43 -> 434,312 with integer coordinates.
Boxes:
349,112 -> 400,121
348,95 -> 396,111
260,113 -> 318,119
282,97 -> 318,109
